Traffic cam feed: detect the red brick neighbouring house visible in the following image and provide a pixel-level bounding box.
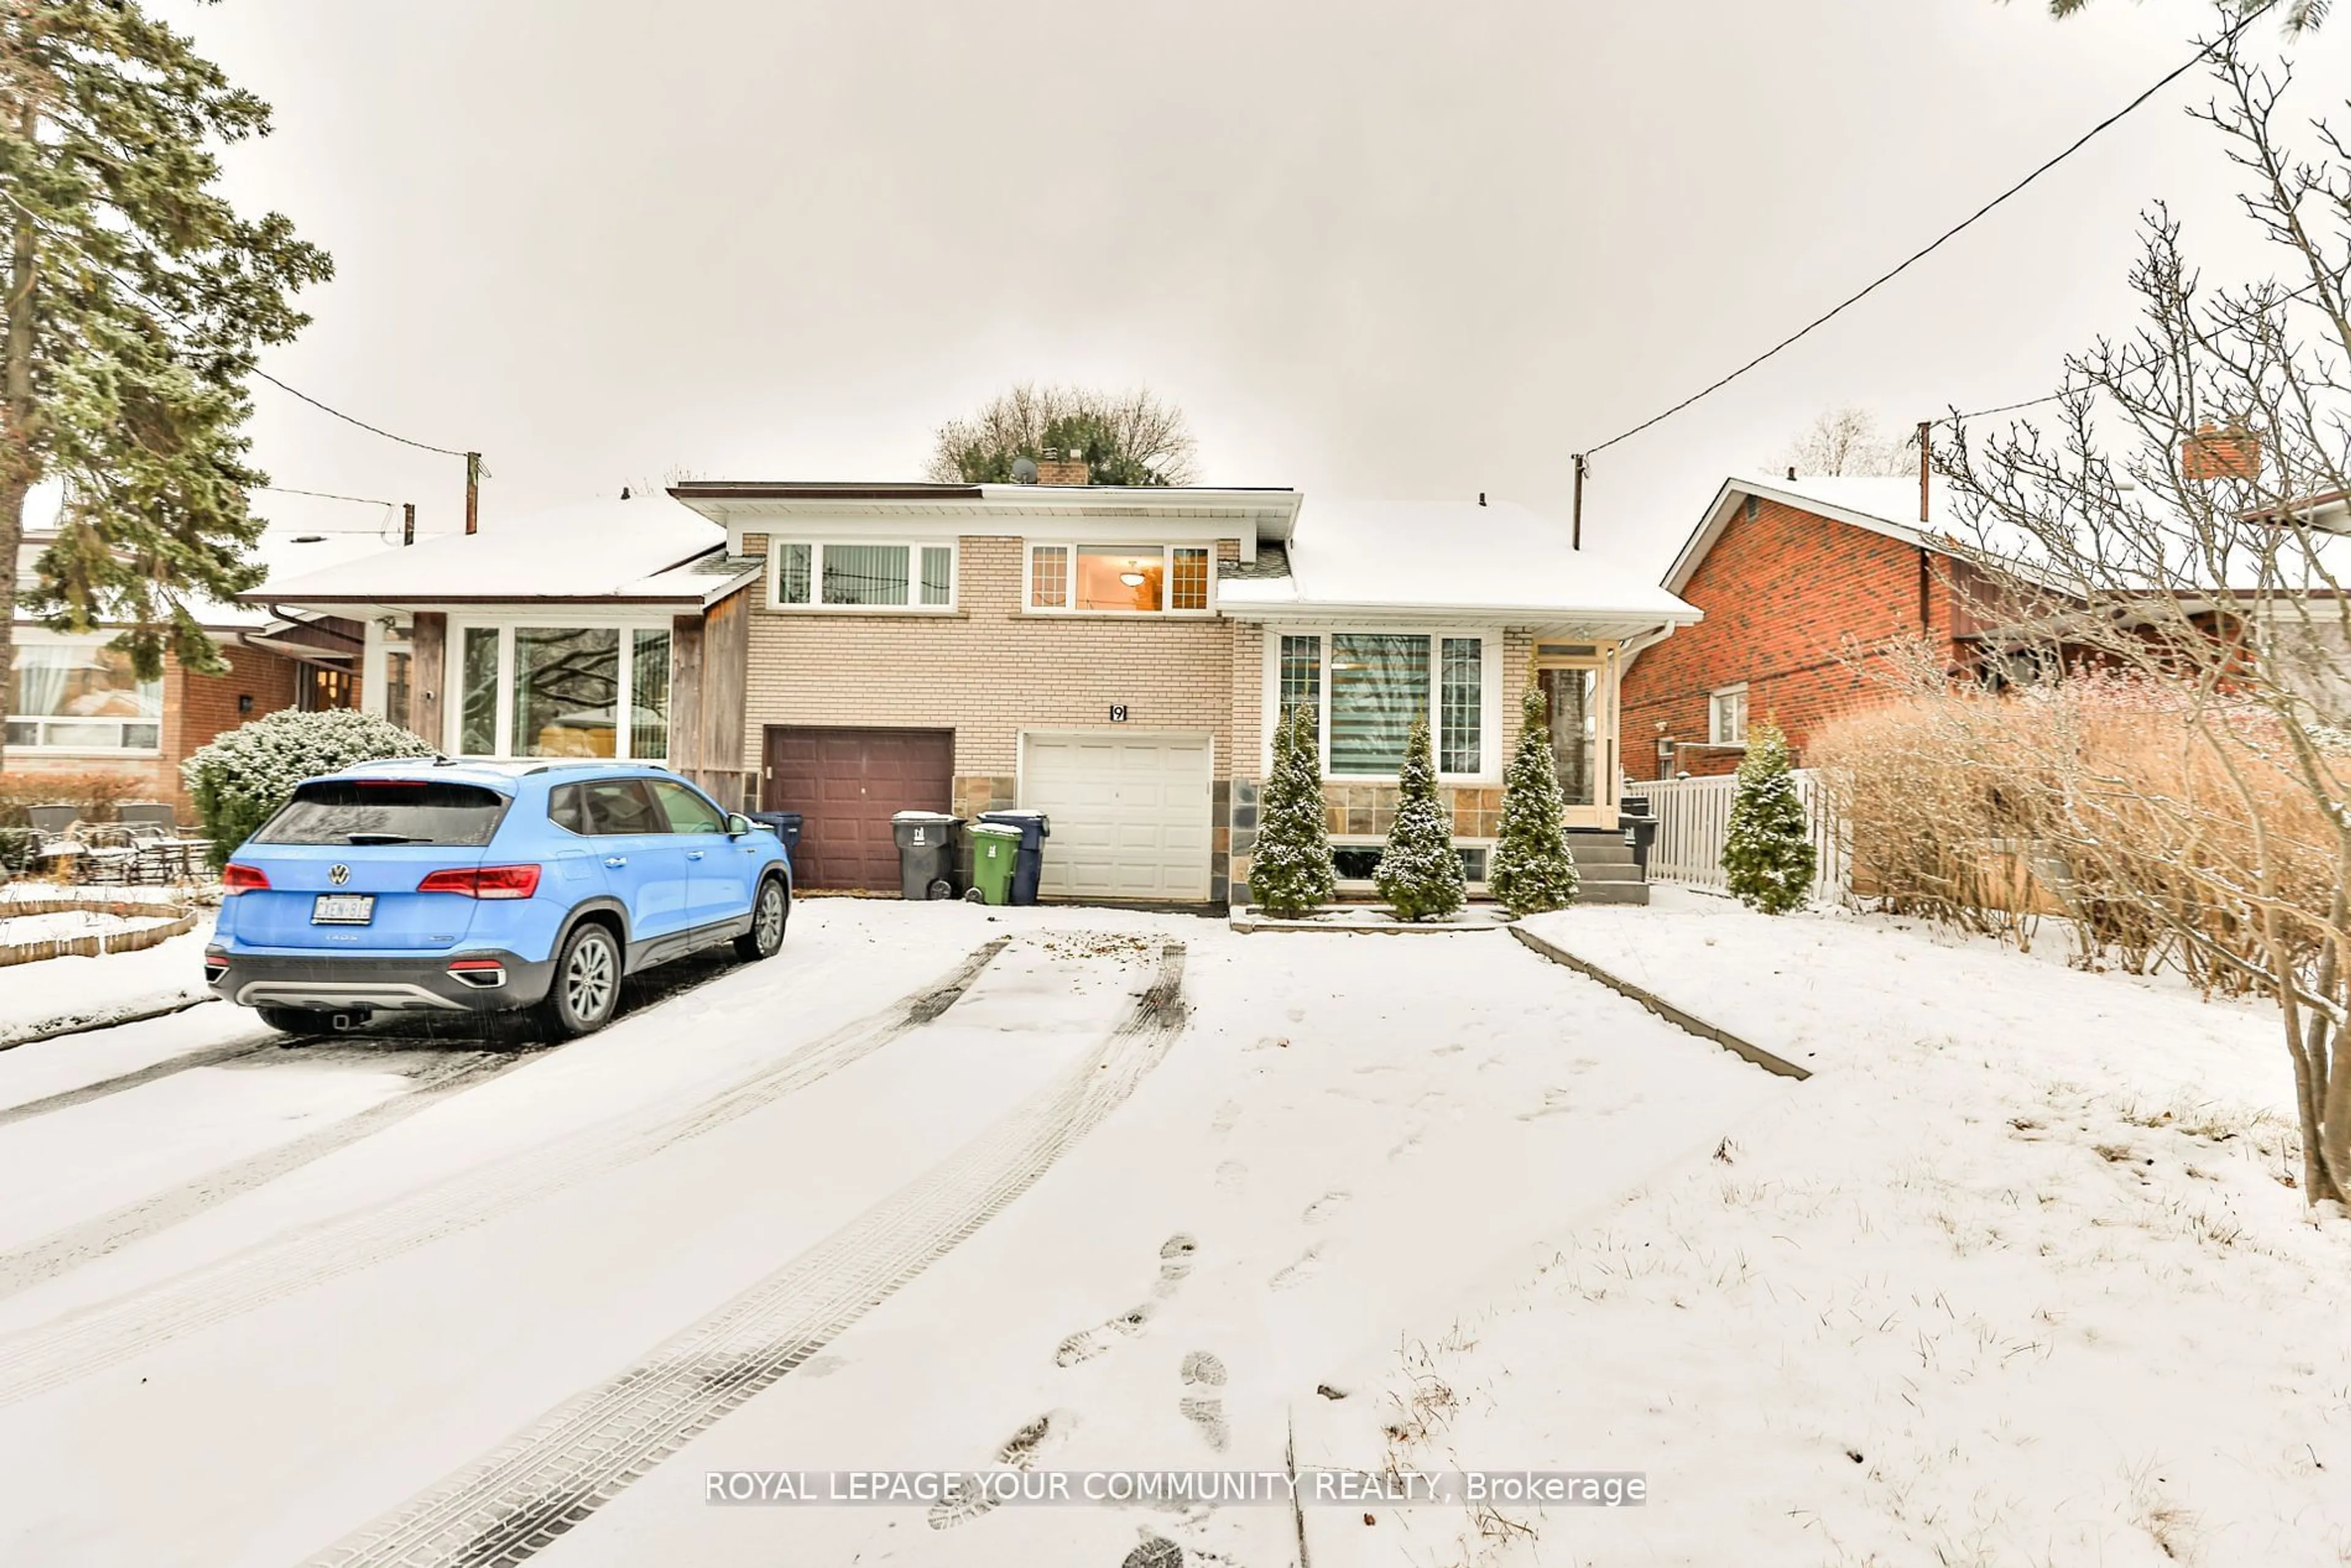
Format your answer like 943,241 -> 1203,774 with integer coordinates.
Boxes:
1619,476 -> 2015,780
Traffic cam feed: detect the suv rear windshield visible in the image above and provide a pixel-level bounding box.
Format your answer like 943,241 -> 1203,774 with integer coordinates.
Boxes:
254,781 -> 511,847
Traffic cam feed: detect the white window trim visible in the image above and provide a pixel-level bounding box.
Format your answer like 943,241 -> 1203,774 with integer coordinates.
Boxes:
443,615 -> 675,764
766,540 -> 958,613
1022,542 -> 1217,617
1709,682 -> 1750,747
4,628 -> 165,757
1259,627 -> 1502,783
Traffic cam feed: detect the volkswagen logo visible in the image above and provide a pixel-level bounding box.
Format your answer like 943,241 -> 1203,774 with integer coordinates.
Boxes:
328,864 -> 351,886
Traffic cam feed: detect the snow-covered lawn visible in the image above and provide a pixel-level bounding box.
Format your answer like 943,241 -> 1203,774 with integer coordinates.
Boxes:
1338,889 -> 2351,1568
0,910 -> 214,1046
0,901 -> 1781,1567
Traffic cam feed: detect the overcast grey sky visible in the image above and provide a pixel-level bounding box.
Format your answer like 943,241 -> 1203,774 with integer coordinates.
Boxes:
181,0 -> 2351,580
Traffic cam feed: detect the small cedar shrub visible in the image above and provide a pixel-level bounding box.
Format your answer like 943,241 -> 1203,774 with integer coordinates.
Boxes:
1374,717 -> 1466,921
1251,704 -> 1336,918
1488,685 -> 1581,917
183,708 -> 434,868
1720,718 -> 1815,915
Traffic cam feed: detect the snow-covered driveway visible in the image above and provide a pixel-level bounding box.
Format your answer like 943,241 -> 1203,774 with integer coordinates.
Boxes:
0,903 -> 1783,1567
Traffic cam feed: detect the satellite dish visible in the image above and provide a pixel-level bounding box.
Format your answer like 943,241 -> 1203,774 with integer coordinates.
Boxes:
1010,457 -> 1039,484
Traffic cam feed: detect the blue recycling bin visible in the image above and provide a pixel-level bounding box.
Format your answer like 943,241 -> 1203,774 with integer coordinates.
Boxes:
975,809 -> 1050,905
745,811 -> 803,853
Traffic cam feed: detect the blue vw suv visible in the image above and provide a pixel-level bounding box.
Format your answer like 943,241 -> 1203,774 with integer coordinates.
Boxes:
206,759 -> 792,1037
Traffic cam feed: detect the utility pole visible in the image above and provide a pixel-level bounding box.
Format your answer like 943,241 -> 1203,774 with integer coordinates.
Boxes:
1917,419 -> 1932,524
465,451 -> 481,535
1571,452 -> 1588,550
402,502 -> 416,547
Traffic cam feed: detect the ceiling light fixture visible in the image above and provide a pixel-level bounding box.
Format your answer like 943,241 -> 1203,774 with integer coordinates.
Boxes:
1119,571 -> 1146,587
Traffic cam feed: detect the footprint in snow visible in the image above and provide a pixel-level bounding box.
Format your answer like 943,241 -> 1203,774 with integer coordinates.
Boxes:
1123,1538 -> 1184,1568
1179,1351 -> 1230,1452
1055,1306 -> 1153,1367
1056,1234 -> 1198,1366
926,1414 -> 1053,1531
1153,1233 -> 1198,1297
1268,1246 -> 1322,1291
1209,1100 -> 1243,1138
1518,1087 -> 1580,1121
1302,1191 -> 1351,1225
1215,1160 -> 1249,1191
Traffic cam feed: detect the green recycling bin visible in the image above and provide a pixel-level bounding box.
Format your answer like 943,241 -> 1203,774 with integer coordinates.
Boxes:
967,821 -> 1022,906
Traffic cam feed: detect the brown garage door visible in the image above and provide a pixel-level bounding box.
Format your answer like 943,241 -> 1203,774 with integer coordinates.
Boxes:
762,727 -> 956,891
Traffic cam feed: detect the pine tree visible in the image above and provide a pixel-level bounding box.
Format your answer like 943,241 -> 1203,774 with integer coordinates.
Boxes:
1488,685 -> 1580,917
1248,703 -> 1335,917
1,2 -> 335,772
1374,716 -> 1466,921
1721,718 -> 1816,915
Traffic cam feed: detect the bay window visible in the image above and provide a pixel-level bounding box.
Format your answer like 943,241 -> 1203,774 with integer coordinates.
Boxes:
446,621 -> 674,761
1027,543 -> 1213,613
769,541 -> 956,610
6,636 -> 162,752
1275,631 -> 1491,778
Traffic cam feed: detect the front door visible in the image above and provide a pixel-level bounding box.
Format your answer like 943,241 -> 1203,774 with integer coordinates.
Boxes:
1536,657 -> 1618,828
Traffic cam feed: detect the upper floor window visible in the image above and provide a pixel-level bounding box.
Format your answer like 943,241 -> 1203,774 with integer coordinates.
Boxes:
1709,683 -> 1749,746
770,541 -> 956,611
1027,544 -> 1213,613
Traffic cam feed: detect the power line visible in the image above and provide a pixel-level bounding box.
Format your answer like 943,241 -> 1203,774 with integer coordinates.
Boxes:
257,484 -> 399,508
1580,2 -> 2274,462
247,370 -> 468,457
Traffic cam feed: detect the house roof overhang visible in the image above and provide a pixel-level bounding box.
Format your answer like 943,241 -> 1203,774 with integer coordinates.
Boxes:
667,482 -> 1306,559
1663,477 -> 1952,597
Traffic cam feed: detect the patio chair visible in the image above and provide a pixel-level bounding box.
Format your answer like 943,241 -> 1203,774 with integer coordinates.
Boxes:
73,823 -> 138,886
119,803 -> 178,835
25,804 -> 80,839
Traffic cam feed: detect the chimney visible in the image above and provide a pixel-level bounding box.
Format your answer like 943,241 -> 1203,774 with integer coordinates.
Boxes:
1033,445 -> 1090,486
2181,422 -> 2262,483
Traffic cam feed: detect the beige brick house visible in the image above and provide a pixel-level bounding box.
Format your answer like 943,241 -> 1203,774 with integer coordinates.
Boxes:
264,479 -> 1700,907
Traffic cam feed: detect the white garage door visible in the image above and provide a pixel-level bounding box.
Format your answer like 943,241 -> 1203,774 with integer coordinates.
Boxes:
1021,732 -> 1214,901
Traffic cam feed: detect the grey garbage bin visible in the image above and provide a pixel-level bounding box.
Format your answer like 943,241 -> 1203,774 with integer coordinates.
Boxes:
746,811 -> 803,854
1619,806 -> 1658,879
891,811 -> 964,900
974,809 -> 1050,905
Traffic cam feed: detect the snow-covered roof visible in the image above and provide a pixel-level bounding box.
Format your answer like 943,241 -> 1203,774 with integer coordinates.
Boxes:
253,497 -> 735,608
13,478 -> 403,631
1674,473 -> 2351,600
1215,498 -> 1698,632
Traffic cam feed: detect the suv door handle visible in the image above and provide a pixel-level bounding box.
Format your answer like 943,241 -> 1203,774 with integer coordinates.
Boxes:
686,850 -> 706,861
604,856 -> 628,868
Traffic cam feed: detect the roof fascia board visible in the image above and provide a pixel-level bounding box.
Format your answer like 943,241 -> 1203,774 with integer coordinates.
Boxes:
1219,599 -> 1702,630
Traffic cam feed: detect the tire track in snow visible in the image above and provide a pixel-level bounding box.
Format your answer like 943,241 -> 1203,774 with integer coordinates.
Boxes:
0,1036 -> 277,1128
301,943 -> 1188,1568
0,940 -> 1008,1408
0,1048 -> 528,1300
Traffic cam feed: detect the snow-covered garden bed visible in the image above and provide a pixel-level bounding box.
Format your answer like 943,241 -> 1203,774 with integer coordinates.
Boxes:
1331,888 -> 2351,1567
0,890 -> 212,1045
0,891 -> 197,968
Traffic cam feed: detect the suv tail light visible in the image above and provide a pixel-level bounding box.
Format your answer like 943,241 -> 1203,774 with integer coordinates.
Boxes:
221,863 -> 270,893
417,864 -> 542,899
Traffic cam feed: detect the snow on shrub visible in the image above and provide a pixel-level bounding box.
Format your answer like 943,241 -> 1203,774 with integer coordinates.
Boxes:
1721,718 -> 1815,915
182,708 -> 435,866
1488,684 -> 1581,918
1250,704 -> 1335,918
1374,716 -> 1466,922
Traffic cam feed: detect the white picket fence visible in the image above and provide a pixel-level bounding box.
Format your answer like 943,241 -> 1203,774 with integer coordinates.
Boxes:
1635,769 -> 1848,901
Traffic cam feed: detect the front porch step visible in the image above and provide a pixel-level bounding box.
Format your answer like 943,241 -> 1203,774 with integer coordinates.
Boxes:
1575,861 -> 1644,883
1565,834 -> 1637,866
1573,879 -> 1650,906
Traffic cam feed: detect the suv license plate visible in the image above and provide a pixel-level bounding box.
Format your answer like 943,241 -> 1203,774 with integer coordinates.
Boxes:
312,894 -> 376,925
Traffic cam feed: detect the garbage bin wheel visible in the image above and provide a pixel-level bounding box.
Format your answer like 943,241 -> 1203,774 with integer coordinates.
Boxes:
926,877 -> 955,901
962,886 -> 984,904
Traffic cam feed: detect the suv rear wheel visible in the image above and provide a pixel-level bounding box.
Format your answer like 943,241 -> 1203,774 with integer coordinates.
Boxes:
735,876 -> 789,962
541,921 -> 622,1038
